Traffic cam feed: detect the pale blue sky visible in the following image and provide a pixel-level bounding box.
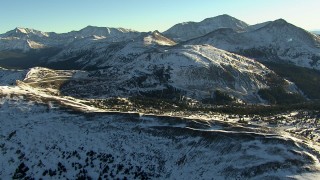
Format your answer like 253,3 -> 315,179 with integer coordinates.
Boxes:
0,0 -> 319,33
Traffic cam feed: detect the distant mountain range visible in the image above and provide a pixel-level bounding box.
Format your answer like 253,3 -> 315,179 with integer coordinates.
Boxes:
0,26 -> 140,52
0,14 -> 319,104
0,14 -> 319,70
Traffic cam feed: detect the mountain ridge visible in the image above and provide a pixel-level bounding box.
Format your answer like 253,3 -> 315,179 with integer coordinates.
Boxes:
163,14 -> 249,41
0,26 -> 141,52
0,14 -> 318,104
183,18 -> 320,70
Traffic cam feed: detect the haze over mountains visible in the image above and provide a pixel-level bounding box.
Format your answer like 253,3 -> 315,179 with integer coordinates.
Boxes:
0,14 -> 319,69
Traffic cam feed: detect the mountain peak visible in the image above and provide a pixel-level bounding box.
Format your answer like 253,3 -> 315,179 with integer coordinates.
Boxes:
80,25 -> 107,31
218,14 -> 233,17
79,26 -> 137,35
152,30 -> 161,35
2,27 -> 50,38
273,18 -> 288,24
164,14 -> 249,41
14,27 -> 47,34
143,30 -> 176,46
260,18 -> 296,30
211,14 -> 235,20
201,14 -> 232,22
15,27 -> 29,34
201,14 -> 247,25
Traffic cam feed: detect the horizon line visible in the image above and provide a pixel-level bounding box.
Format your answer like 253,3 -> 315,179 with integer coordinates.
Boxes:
1,15 -> 316,34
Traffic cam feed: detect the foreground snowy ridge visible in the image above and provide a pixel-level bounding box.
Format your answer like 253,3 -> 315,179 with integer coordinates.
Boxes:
1,96 -> 320,179
1,68 -> 320,179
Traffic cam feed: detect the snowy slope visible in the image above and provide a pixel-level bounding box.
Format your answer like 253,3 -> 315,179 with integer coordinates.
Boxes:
0,37 -> 45,52
185,19 -> 320,70
24,44 -> 299,103
45,31 -> 176,69
163,14 -> 249,41
1,93 -> 320,179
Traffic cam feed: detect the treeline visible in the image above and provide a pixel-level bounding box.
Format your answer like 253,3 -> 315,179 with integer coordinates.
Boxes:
258,87 -> 305,105
201,101 -> 320,116
90,95 -> 320,116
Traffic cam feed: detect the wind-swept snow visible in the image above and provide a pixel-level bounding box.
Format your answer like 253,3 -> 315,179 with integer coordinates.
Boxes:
1,95 -> 320,179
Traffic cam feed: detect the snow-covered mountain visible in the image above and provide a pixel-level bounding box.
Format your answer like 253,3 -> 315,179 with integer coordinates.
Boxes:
163,14 -> 249,41
45,31 -> 176,69
1,16 -> 318,70
0,26 -> 303,103
0,26 -> 140,52
184,19 -> 320,70
22,44 -> 299,103
65,26 -> 141,42
0,28 -> 62,51
0,16 -> 318,102
0,27 -> 52,38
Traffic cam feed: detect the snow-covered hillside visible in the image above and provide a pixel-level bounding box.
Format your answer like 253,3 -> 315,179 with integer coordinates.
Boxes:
185,19 -> 320,70
1,94 -> 320,179
0,56 -> 319,179
163,14 -> 249,41
22,43 -> 299,103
